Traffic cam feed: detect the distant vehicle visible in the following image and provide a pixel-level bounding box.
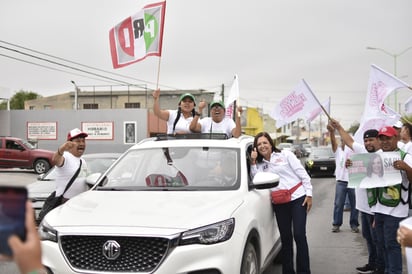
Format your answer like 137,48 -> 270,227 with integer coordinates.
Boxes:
302,144 -> 312,156
293,144 -> 308,158
0,136 -> 55,174
304,147 -> 335,177
278,142 -> 296,154
28,153 -> 121,222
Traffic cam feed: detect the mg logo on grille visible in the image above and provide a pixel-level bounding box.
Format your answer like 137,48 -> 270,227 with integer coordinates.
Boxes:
102,240 -> 121,260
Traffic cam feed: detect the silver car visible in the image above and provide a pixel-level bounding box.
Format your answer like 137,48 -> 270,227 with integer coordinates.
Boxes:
28,153 -> 121,222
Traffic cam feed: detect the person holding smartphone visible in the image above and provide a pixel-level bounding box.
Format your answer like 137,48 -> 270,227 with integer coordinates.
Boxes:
0,201 -> 46,274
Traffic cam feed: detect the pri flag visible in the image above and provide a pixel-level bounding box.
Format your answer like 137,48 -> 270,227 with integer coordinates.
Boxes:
353,64 -> 408,143
270,79 -> 321,128
109,1 -> 166,69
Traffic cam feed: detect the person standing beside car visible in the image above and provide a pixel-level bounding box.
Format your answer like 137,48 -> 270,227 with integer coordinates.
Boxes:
53,128 -> 89,203
152,89 -> 196,135
250,131 -> 312,274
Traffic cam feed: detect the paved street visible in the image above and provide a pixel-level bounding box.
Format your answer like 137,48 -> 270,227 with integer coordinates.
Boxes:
0,169 -> 408,273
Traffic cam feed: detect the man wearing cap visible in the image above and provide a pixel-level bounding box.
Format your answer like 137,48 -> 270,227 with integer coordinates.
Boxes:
152,89 -> 196,134
370,125 -> 412,274
189,100 -> 242,138
52,128 -> 89,202
330,118 -> 383,274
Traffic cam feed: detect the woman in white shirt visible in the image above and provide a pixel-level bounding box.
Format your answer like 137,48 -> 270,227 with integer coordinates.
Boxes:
153,89 -> 196,134
250,132 -> 312,274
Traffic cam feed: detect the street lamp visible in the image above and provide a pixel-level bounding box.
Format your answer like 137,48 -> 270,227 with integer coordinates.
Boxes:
366,46 -> 412,111
70,80 -> 79,110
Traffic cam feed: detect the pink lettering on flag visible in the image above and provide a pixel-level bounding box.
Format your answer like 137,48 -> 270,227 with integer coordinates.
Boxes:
279,91 -> 307,118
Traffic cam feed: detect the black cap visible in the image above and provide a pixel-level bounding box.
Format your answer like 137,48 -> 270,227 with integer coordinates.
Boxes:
363,129 -> 379,139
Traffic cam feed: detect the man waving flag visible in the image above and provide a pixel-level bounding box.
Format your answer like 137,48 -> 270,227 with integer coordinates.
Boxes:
109,1 -> 166,68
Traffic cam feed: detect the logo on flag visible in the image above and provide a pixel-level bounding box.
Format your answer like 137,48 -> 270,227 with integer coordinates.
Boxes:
109,1 -> 166,69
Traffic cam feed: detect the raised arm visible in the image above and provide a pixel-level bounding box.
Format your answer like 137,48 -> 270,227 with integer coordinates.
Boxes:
330,118 -> 354,150
327,121 -> 338,153
152,89 -> 170,121
231,106 -> 243,138
189,100 -> 206,133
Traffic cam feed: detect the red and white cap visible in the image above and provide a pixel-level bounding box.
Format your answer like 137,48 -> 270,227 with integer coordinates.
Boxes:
67,128 -> 88,141
377,126 -> 398,137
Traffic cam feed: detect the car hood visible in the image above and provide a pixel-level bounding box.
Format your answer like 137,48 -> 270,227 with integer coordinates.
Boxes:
27,180 -> 55,198
45,190 -> 244,234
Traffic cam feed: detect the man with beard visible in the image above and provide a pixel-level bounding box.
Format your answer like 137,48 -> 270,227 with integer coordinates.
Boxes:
52,128 -> 89,203
329,119 -> 383,274
189,100 -> 242,138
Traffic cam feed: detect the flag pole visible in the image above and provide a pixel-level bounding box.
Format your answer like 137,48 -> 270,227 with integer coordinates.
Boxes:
302,79 -> 331,121
156,57 -> 162,89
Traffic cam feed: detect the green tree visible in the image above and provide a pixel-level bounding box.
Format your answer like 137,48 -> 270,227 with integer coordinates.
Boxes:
0,90 -> 41,110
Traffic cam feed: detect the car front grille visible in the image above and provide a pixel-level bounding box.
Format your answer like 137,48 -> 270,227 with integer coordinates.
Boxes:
60,235 -> 170,272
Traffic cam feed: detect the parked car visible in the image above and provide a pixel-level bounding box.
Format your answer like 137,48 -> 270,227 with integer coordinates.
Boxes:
302,143 -> 312,156
0,136 -> 55,174
28,153 -> 121,222
38,134 -> 282,274
292,144 -> 308,158
304,146 -> 336,177
278,142 -> 296,154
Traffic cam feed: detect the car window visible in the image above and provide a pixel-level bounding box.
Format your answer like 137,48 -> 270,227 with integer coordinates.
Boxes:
96,147 -> 240,190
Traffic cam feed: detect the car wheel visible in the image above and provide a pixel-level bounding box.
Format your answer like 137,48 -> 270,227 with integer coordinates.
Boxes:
34,159 -> 50,174
240,241 -> 259,274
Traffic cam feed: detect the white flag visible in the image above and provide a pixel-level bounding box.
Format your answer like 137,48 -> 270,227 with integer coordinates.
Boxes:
405,96 -> 412,114
225,75 -> 239,108
353,64 -> 407,143
270,79 -> 320,128
305,97 -> 330,123
363,64 -> 409,117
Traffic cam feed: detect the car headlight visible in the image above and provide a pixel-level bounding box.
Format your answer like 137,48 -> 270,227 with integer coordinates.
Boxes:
306,160 -> 314,168
180,218 -> 235,245
38,220 -> 58,242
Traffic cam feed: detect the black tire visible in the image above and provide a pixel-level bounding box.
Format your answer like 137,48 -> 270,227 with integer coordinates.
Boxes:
240,241 -> 259,274
34,159 -> 50,174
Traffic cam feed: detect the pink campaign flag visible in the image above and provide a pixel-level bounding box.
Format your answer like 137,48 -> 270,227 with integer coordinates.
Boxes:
353,64 -> 408,143
362,64 -> 409,117
270,79 -> 320,128
109,1 -> 166,69
305,97 -> 330,123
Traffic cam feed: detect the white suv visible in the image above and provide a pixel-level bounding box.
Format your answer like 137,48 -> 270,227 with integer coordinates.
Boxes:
39,134 -> 281,274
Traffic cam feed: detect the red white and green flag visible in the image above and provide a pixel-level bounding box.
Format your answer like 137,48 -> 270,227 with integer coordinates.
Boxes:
109,1 -> 166,69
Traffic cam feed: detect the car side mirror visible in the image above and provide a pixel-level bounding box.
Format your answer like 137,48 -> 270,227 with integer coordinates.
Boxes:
252,172 -> 280,189
86,173 -> 102,187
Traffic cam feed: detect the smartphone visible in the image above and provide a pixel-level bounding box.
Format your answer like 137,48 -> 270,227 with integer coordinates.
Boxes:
0,186 -> 27,256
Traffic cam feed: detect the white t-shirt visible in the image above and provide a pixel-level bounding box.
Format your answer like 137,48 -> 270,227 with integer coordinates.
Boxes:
199,117 -> 236,137
334,146 -> 352,181
55,152 -> 88,199
398,141 -> 412,154
166,109 -> 194,134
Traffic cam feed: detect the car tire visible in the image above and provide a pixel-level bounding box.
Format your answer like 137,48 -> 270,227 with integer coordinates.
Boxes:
240,241 -> 259,274
34,159 -> 50,174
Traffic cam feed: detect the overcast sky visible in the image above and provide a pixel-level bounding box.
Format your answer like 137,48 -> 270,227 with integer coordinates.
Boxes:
1,0 -> 412,128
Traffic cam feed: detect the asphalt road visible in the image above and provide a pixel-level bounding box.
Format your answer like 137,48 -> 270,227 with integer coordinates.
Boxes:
0,169 -> 407,274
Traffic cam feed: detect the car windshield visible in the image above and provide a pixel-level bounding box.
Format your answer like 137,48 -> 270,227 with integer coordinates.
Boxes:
22,140 -> 35,149
95,147 -> 240,190
41,156 -> 118,181
311,148 -> 334,158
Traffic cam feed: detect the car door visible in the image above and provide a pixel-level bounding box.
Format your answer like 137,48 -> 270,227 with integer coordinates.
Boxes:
1,139 -> 30,168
